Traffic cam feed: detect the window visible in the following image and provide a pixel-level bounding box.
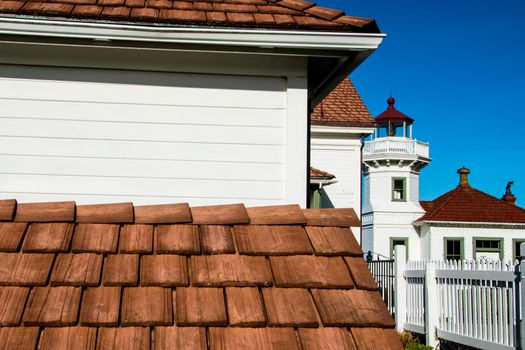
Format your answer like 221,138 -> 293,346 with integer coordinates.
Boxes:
444,238 -> 463,261
473,238 -> 503,260
390,237 -> 408,259
392,177 -> 406,202
513,239 -> 525,261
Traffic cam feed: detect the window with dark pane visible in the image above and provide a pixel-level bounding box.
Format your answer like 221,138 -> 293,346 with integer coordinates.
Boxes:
392,177 -> 406,201
445,239 -> 462,261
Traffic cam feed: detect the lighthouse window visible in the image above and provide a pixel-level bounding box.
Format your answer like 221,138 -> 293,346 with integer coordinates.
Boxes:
392,177 -> 406,201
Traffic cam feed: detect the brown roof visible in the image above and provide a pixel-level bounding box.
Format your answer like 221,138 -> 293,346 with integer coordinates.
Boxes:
310,166 -> 335,179
0,0 -> 380,32
417,185 -> 525,224
311,77 -> 375,127
0,199 -> 401,349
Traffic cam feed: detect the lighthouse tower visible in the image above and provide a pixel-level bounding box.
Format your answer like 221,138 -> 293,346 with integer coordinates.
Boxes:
361,97 -> 431,260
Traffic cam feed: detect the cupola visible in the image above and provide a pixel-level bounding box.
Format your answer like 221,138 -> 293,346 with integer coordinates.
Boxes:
373,97 -> 414,139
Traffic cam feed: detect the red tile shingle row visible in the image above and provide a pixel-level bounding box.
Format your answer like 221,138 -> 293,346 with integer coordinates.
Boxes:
0,0 -> 380,33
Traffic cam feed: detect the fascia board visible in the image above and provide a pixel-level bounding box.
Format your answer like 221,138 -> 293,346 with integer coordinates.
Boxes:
0,16 -> 385,51
414,220 -> 525,229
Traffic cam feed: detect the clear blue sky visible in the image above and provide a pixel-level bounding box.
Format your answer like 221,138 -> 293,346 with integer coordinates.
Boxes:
325,0 -> 524,206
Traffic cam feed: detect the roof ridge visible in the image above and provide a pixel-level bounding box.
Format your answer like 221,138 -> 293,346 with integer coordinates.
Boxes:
420,186 -> 463,221
468,186 -> 525,213
0,199 -> 359,227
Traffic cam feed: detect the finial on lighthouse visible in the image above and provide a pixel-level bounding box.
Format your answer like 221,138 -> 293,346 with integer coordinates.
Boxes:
387,96 -> 395,109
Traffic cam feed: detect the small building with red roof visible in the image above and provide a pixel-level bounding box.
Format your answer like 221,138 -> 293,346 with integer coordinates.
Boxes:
414,167 -> 525,261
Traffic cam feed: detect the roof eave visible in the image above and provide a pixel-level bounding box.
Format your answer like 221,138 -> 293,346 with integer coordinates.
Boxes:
0,15 -> 385,51
414,220 -> 525,228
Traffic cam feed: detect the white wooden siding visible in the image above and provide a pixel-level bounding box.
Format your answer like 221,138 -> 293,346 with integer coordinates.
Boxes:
0,64 -> 290,206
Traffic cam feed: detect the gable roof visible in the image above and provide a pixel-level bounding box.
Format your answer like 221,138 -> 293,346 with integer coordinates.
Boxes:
416,185 -> 525,224
0,199 -> 401,349
311,77 -> 375,127
0,0 -> 380,32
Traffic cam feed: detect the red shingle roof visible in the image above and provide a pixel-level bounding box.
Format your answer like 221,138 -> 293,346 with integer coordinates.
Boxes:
375,97 -> 414,123
0,0 -> 380,32
0,199 -> 401,349
417,185 -> 525,224
310,166 -> 335,179
311,77 -> 375,127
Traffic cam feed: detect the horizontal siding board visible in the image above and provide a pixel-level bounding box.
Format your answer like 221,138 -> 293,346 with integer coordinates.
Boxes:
0,118 -> 284,145
0,74 -> 286,109
0,100 -> 285,128
0,137 -> 285,163
0,174 -> 284,199
0,155 -> 284,182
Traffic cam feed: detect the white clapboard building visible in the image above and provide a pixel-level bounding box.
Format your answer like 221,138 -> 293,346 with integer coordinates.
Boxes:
0,2 -> 384,207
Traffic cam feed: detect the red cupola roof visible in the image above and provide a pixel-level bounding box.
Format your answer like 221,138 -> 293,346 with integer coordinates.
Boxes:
375,97 -> 414,123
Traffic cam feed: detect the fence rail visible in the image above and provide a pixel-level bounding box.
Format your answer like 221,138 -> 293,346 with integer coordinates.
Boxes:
368,246 -> 525,350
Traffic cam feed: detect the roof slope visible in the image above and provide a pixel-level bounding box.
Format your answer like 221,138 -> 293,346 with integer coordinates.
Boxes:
310,166 -> 335,179
311,77 -> 375,127
0,0 -> 380,32
0,199 -> 401,350
417,186 -> 525,224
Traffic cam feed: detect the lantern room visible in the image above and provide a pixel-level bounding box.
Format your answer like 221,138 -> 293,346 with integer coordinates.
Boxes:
372,97 -> 414,139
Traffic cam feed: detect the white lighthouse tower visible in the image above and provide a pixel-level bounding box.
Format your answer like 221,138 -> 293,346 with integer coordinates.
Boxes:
361,97 -> 431,260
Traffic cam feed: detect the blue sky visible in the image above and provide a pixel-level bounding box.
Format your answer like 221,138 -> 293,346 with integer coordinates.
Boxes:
324,0 -> 524,206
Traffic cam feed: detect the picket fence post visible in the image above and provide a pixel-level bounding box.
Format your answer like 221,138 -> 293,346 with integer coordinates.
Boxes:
394,245 -> 406,332
516,243 -> 525,349
425,261 -> 438,348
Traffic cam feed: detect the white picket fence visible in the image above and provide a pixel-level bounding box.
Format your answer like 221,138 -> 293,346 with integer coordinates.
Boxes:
392,245 -> 525,349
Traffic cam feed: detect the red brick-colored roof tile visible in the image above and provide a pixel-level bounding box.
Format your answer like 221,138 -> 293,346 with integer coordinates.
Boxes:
225,287 -> 266,326
246,204 -> 306,225
121,287 -> 173,326
80,286 -> 121,326
206,11 -> 227,22
119,224 -> 153,253
71,224 -> 119,253
0,327 -> 39,350
141,254 -> 188,286
311,77 -> 375,127
23,286 -> 81,326
156,224 -> 200,254
22,223 -> 74,253
0,222 -> 27,252
191,255 -> 272,286
14,201 -> 75,222
50,253 -> 102,286
303,208 -> 360,227
305,226 -> 362,256
175,287 -> 227,326
234,224 -> 313,255
312,289 -> 394,327
0,253 -> 54,286
0,1 -> 24,12
270,255 -> 354,288
309,166 -> 336,180
0,199 -> 17,221
134,203 -> 191,224
299,327 -> 357,350
38,327 -> 97,350
262,288 -> 318,327
208,327 -> 300,349
0,200 -> 399,349
345,256 -> 378,290
0,287 -> 29,326
200,225 -> 235,254
351,327 -> 404,350
102,254 -> 139,286
72,5 -> 102,17
155,326 -> 207,350
96,327 -> 150,350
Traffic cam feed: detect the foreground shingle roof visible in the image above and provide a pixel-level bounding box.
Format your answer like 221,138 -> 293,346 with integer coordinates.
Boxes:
0,199 -> 401,350
311,77 -> 374,128
417,185 -> 525,224
0,0 -> 380,32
